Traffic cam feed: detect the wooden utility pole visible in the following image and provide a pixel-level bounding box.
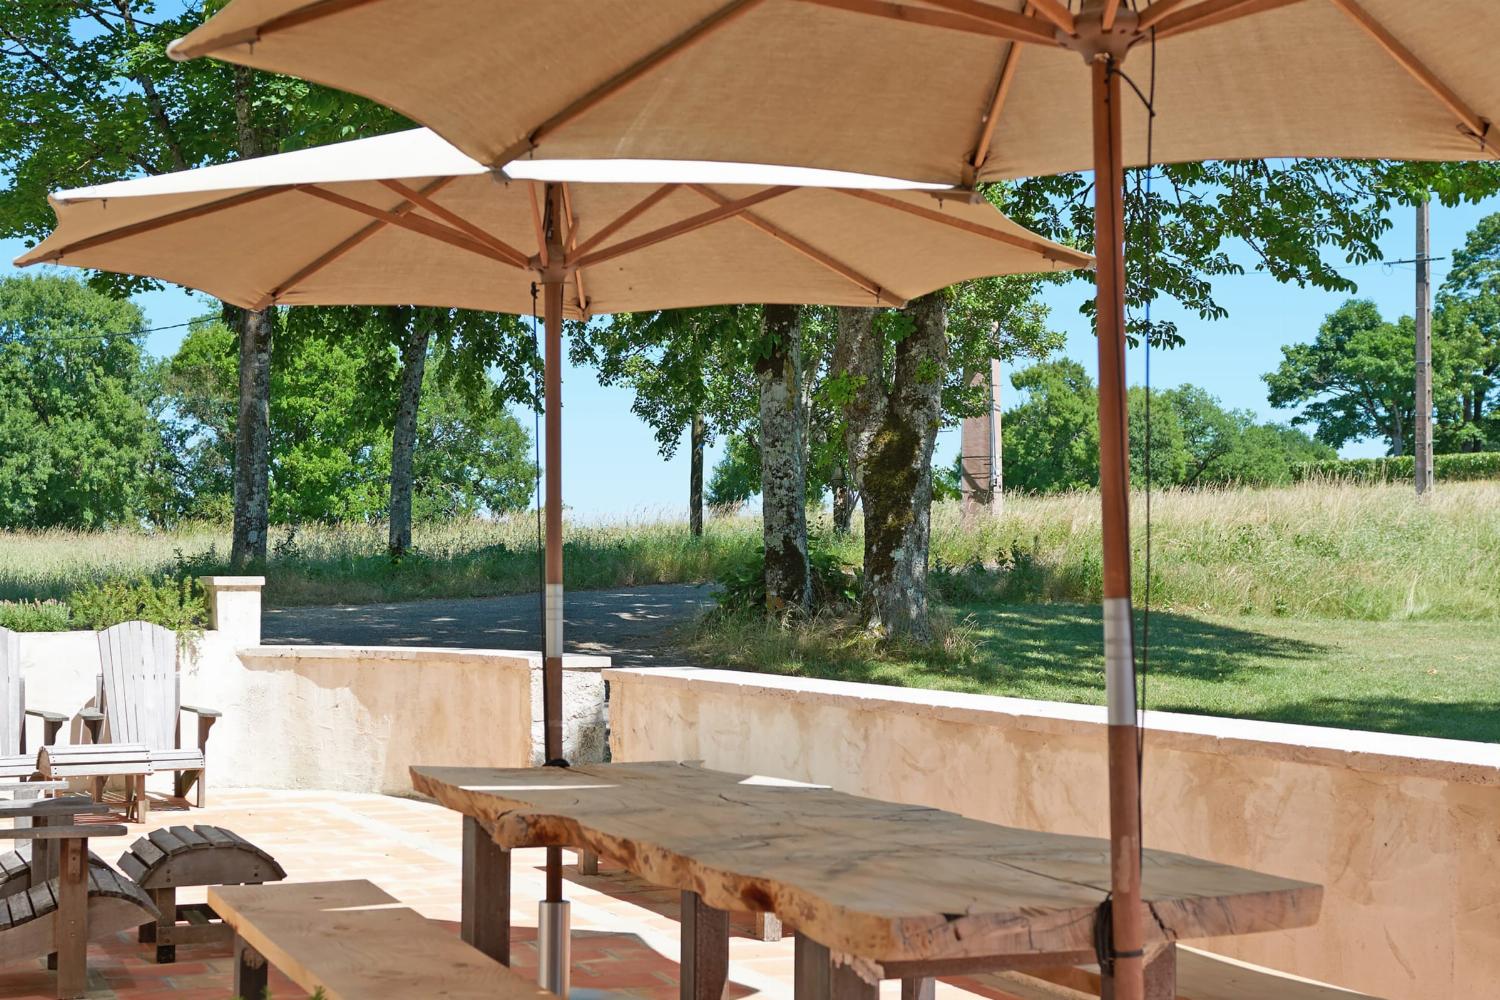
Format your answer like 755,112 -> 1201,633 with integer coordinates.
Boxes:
960,357 -> 1003,517
1415,199 -> 1434,495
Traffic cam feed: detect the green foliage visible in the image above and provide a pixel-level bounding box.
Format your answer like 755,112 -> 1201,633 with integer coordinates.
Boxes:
159,317 -> 534,524
0,599 -> 70,632
1293,451 -> 1500,484
710,537 -> 861,616
0,275 -> 166,529
1001,359 -> 1100,493
1433,212 -> 1500,451
66,575 -> 206,633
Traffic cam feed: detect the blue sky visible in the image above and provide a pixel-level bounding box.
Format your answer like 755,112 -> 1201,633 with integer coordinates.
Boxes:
6,191 -> 1498,519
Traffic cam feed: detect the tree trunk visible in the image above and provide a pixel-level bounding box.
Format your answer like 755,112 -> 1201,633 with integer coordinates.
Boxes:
229,65 -> 275,568
689,412 -> 706,537
229,306 -> 273,567
389,308 -> 434,559
757,304 -> 810,615
832,306 -> 885,531
862,293 -> 947,641
830,465 -> 854,535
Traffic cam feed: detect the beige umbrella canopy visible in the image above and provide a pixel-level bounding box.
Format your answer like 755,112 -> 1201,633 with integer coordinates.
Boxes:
169,0 -> 1500,185
169,3 -> 1500,995
16,128 -> 1088,314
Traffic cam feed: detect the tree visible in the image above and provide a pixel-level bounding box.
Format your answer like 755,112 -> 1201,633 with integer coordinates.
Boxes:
0,0 -> 404,563
571,307 -> 758,536
1434,212 -> 1500,452
1266,300 -> 1418,455
1002,359 -> 1101,493
860,293 -> 947,640
0,275 -> 164,529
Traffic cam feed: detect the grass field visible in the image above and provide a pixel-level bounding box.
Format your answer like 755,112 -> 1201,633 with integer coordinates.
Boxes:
3,480 -> 1498,619
684,603 -> 1500,742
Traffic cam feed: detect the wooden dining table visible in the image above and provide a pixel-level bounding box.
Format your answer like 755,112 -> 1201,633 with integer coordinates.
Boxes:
410,761 -> 1321,1000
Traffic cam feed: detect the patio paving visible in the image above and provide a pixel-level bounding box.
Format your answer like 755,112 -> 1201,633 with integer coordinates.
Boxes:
0,788 -> 1016,1000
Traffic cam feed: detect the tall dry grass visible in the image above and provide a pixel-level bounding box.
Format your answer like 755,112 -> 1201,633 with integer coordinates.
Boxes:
1,481 -> 1494,619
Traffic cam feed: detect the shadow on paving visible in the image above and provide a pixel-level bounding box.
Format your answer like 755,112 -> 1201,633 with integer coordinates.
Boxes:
262,584 -> 713,667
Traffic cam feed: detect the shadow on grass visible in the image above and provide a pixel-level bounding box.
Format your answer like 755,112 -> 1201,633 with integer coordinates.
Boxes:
1259,695 -> 1500,744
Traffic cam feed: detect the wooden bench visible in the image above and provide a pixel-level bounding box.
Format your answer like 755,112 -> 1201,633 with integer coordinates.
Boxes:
117,824 -> 286,963
36,744 -> 153,822
209,879 -> 559,1000
970,946 -> 1384,1000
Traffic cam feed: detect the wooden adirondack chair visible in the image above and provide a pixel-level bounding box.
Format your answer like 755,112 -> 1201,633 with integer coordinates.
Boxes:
81,622 -> 221,816
0,627 -> 68,779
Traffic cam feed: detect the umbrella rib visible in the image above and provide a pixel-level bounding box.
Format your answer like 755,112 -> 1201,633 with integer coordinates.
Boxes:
495,0 -> 771,165
1014,0 -> 1074,35
255,176 -> 456,310
1151,0 -> 1308,39
298,184 -> 522,268
1326,0 -> 1493,151
378,179 -> 531,268
26,187 -> 288,262
688,184 -> 905,307
571,187 -> 795,271
567,184 -> 679,264
1101,0 -> 1123,30
1135,0 -> 1200,31
529,182 -> 549,268
561,183 -> 588,316
795,0 -> 1059,46
835,188 -> 1093,268
968,2 -> 1033,183
168,0 -> 385,60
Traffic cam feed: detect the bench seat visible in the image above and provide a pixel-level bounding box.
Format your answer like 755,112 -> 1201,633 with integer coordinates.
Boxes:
209,879 -> 557,1000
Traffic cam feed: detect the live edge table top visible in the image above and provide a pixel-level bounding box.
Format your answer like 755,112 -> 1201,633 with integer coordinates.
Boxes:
410,761 -> 1320,969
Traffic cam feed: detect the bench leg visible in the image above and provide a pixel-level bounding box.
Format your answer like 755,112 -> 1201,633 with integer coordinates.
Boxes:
148,887 -> 176,963
901,978 -> 935,1000
54,836 -> 87,999
235,937 -> 268,1000
133,775 -> 150,825
461,815 -> 510,966
680,891 -> 729,1000
795,936 -> 878,1000
752,910 -> 783,942
1102,942 -> 1177,1000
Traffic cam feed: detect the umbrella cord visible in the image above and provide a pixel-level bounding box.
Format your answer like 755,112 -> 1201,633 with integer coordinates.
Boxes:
531,283 -> 546,672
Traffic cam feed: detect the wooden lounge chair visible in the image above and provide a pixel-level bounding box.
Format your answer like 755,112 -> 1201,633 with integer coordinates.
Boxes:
0,627 -> 68,774
80,622 -> 221,815
0,796 -> 155,999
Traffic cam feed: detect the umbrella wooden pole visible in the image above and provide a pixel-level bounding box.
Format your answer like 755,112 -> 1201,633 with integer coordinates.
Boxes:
1090,55 -> 1145,1000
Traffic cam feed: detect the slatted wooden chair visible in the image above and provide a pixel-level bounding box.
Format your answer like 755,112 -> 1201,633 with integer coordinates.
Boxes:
0,627 -> 68,766
80,622 -> 221,816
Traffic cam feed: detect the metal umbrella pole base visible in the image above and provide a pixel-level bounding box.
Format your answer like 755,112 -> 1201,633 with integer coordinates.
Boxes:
538,899 -> 571,996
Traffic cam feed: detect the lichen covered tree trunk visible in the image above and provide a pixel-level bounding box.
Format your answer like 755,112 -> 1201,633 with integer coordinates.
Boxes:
229,305 -> 273,567
831,306 -> 885,535
689,412 -> 706,537
756,304 -> 809,615
388,307 -> 435,558
862,293 -> 948,641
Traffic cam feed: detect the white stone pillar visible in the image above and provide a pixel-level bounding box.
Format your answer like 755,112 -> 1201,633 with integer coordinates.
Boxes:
199,576 -> 265,647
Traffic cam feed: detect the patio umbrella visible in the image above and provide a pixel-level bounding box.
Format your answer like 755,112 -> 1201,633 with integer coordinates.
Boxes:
166,3 -> 1500,996
14,125 -> 1088,994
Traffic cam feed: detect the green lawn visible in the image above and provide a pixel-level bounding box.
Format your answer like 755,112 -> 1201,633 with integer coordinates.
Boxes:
687,604 -> 1500,743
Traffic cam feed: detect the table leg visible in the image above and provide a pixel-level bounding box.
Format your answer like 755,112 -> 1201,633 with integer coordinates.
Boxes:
753,911 -> 783,942
461,815 -> 510,965
680,891 -> 729,1000
901,977 -> 935,1000
53,836 -> 87,999
1102,942 -> 1176,1000
579,849 -> 599,875
794,936 -> 877,1000
234,936 -> 268,1000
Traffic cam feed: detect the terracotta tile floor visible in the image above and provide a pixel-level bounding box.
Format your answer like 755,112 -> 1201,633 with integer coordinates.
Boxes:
0,788 -> 1015,1000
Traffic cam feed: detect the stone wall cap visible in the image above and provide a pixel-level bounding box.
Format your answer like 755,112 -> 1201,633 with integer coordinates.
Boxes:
605,666 -> 1500,786
242,644 -> 609,671
198,576 -> 267,589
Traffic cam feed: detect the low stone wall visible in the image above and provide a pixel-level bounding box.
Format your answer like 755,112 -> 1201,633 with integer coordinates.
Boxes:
12,578 -> 609,795
606,667 -> 1500,1000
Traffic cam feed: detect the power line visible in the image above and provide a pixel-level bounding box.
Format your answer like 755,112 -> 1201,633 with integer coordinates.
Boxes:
7,319 -> 198,345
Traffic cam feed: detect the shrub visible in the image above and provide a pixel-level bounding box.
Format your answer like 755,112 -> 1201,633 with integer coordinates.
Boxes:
66,576 -> 207,633
711,538 -> 860,616
0,599 -> 72,632
1293,451 -> 1500,484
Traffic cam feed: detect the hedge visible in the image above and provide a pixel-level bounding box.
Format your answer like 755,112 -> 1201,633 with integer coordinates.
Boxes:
1292,451 -> 1500,484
